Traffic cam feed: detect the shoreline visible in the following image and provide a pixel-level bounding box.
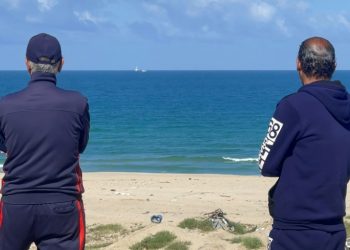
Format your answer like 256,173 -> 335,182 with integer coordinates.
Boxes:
0,166 -> 263,175
84,170 -> 261,176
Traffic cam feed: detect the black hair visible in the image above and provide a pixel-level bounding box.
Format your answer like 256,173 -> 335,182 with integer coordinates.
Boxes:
298,37 -> 336,79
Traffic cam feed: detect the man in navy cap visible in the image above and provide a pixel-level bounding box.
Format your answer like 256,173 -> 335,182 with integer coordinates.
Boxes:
0,33 -> 90,249
259,37 -> 349,249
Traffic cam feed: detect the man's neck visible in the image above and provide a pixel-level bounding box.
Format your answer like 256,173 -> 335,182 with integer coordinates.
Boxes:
302,76 -> 330,86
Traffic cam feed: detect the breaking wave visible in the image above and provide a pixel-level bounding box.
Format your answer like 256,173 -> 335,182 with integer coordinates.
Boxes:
222,157 -> 258,163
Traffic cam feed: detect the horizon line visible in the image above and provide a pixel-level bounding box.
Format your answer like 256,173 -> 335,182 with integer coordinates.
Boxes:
0,69 -> 349,72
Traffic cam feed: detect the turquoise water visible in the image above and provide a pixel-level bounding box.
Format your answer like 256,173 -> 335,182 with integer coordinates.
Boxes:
0,70 -> 349,175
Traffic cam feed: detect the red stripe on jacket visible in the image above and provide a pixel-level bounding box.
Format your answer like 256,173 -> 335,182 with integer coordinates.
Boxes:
75,163 -> 84,194
0,201 -> 3,228
76,200 -> 85,250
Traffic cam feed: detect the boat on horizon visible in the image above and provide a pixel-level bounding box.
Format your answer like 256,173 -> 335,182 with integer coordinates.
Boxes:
134,67 -> 147,73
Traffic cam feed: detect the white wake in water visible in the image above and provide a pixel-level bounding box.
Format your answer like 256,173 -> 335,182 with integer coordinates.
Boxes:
222,157 -> 258,162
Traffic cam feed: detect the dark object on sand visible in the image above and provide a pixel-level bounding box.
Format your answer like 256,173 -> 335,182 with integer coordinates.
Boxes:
205,209 -> 232,231
151,214 -> 163,224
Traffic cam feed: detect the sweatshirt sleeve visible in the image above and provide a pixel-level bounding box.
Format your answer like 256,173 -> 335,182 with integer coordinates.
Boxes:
258,99 -> 300,177
79,102 -> 90,154
0,131 -> 6,153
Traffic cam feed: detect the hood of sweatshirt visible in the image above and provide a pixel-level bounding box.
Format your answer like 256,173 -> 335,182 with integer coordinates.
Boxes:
299,80 -> 350,127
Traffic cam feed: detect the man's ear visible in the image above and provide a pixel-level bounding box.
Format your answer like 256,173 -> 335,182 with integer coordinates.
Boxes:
58,58 -> 64,73
25,58 -> 32,74
296,58 -> 302,72
296,58 -> 306,85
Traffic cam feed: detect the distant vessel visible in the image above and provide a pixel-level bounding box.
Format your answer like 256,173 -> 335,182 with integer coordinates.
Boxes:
134,67 -> 147,73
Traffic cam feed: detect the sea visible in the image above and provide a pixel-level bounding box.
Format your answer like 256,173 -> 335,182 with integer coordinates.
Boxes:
0,70 -> 349,175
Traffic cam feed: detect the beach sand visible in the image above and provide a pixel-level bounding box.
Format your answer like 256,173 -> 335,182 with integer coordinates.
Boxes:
83,172 -> 275,249
2,172 -> 350,249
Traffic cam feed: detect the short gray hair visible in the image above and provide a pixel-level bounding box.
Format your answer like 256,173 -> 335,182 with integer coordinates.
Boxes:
28,61 -> 61,74
298,37 -> 336,79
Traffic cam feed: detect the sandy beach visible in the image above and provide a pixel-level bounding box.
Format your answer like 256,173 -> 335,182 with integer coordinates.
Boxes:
2,172 -> 350,249
83,172 -> 275,249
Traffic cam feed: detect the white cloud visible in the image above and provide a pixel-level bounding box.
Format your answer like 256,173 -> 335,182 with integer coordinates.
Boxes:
275,0 -> 308,12
1,0 -> 20,9
193,0 -> 222,8
275,0 -> 287,8
25,16 -> 42,23
295,1 -> 309,12
276,18 -> 291,37
186,0 -> 243,16
37,0 -> 57,12
338,14 -> 350,29
199,25 -> 221,39
74,11 -> 101,25
161,22 -> 181,37
192,0 -> 243,8
250,2 -> 275,22
143,3 -> 167,17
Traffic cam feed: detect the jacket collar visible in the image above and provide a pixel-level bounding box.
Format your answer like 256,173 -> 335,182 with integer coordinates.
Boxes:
29,72 -> 57,86
299,80 -> 345,92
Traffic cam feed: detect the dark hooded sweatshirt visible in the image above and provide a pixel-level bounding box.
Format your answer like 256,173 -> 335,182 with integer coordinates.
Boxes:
0,72 -> 90,204
258,80 -> 350,232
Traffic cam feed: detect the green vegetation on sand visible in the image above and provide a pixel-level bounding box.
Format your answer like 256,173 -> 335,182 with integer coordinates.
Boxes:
345,220 -> 350,236
86,223 -> 127,249
178,217 -> 257,235
227,221 -> 257,235
178,218 -> 214,232
230,236 -> 263,249
130,231 -> 177,250
165,241 -> 191,250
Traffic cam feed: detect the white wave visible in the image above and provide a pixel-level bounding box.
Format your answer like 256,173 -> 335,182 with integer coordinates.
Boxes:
222,157 -> 258,162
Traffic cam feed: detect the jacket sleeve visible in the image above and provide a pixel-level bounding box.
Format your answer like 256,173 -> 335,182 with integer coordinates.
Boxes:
0,131 -> 6,153
0,101 -> 6,153
79,103 -> 90,154
258,99 -> 300,177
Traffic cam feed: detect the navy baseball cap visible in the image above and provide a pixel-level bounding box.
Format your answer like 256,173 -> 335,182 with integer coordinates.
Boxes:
26,33 -> 62,65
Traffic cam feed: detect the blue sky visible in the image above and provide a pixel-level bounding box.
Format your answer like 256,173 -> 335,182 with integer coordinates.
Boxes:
0,0 -> 349,70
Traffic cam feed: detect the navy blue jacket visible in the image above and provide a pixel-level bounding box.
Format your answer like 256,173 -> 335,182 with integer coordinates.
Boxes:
259,80 -> 350,232
0,72 -> 90,204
